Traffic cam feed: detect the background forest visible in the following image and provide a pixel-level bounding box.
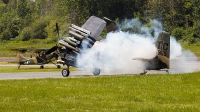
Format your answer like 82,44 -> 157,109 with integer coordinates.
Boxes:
0,0 -> 200,45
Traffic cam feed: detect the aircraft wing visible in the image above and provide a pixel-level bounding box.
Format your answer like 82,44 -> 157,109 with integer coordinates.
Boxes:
3,47 -> 31,53
3,47 -> 49,53
132,57 -> 159,61
132,57 -> 150,61
81,16 -> 106,40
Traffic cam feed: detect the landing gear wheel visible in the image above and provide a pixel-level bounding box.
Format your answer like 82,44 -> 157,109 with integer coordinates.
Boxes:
18,64 -> 21,69
40,65 -> 44,69
62,68 -> 70,77
57,65 -> 61,68
140,70 -> 147,75
93,68 -> 100,76
166,70 -> 169,74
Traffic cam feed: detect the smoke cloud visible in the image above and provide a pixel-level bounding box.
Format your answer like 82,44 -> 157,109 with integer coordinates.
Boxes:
77,18 -> 199,74
170,36 -> 198,73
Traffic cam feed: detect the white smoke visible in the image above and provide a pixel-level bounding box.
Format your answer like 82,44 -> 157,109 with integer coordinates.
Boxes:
170,36 -> 198,73
77,18 -> 198,74
77,32 -> 156,74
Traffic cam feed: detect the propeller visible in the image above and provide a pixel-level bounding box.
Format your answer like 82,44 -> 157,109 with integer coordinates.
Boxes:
44,23 -> 61,55
56,23 -> 59,37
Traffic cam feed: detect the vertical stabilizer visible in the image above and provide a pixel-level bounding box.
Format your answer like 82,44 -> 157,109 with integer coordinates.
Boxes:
16,54 -> 26,63
156,32 -> 170,69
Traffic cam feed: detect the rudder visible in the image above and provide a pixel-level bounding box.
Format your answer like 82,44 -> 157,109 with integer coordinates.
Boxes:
155,32 -> 170,69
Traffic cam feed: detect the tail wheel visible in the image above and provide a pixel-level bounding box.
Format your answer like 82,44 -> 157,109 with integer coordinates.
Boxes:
62,68 -> 70,77
93,68 -> 100,76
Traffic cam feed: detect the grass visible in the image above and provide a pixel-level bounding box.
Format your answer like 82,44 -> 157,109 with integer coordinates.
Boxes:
182,44 -> 200,57
0,39 -> 56,57
0,72 -> 200,111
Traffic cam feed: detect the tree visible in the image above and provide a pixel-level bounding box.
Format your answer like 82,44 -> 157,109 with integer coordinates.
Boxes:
17,0 -> 30,18
2,0 -> 9,4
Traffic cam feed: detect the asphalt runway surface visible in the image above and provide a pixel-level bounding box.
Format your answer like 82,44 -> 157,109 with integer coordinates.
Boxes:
0,70 -> 125,80
0,61 -> 200,80
0,64 -> 128,80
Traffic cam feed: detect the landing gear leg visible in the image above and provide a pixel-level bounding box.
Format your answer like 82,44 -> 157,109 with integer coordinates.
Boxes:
18,64 -> 21,69
62,66 -> 70,77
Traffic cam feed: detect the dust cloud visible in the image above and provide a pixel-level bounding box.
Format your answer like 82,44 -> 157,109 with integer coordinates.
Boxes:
170,37 -> 198,73
77,19 -> 198,74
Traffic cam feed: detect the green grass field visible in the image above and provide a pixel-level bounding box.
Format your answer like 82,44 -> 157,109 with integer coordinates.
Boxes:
0,72 -> 200,111
0,39 -> 56,57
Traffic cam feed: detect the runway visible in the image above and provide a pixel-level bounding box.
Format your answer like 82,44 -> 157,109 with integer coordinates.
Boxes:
0,70 -> 126,80
0,61 -> 200,80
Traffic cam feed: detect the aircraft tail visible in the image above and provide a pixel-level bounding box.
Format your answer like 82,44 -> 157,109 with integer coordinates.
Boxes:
16,54 -> 27,64
155,32 -> 170,69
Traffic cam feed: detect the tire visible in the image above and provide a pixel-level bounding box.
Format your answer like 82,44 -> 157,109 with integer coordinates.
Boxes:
40,65 -> 44,69
93,68 -> 100,76
57,65 -> 61,68
62,68 -> 70,77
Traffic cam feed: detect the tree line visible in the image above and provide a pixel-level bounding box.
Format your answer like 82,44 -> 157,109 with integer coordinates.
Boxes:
0,0 -> 199,44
